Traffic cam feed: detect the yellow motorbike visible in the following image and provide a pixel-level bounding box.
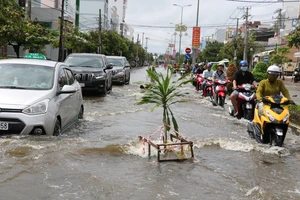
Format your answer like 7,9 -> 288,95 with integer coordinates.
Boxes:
247,95 -> 293,147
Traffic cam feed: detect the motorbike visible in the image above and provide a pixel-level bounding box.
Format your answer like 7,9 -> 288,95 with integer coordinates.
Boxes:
214,80 -> 230,107
180,67 -> 186,76
247,95 -> 292,147
293,69 -> 300,83
202,77 -> 214,102
195,74 -> 204,91
228,83 -> 256,120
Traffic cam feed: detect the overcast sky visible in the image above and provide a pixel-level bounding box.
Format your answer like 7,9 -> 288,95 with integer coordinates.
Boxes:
126,0 -> 285,54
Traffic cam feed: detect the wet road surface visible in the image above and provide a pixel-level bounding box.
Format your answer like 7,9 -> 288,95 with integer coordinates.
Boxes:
0,67 -> 300,200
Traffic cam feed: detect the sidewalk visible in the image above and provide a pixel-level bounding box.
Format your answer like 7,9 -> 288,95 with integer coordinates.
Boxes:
282,76 -> 300,105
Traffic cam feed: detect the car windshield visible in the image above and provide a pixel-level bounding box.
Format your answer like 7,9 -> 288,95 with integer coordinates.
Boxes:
0,64 -> 54,90
65,56 -> 104,68
107,58 -> 124,67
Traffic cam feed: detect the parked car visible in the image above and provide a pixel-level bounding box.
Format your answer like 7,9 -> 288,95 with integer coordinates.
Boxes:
0,59 -> 84,136
106,56 -> 131,85
64,53 -> 113,95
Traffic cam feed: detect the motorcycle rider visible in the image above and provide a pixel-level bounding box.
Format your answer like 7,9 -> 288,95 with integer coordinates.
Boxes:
230,60 -> 257,116
196,63 -> 205,74
256,65 -> 294,116
212,62 -> 227,103
201,63 -> 214,90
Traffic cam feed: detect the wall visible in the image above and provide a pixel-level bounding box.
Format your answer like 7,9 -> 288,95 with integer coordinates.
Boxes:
283,2 -> 300,34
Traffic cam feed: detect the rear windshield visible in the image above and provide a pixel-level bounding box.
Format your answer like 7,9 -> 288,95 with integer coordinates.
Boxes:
107,58 -> 124,67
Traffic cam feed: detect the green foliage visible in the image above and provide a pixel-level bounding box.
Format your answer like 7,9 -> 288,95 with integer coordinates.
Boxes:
212,63 -> 218,71
269,47 -> 290,65
137,68 -> 191,143
0,0 -> 58,57
219,34 -> 264,62
287,28 -> 300,49
252,62 -> 268,81
289,104 -> 300,125
199,41 -> 223,62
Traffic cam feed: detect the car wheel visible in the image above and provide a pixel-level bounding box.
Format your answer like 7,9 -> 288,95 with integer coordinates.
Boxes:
125,74 -> 130,85
53,118 -> 61,136
78,106 -> 84,119
101,81 -> 107,96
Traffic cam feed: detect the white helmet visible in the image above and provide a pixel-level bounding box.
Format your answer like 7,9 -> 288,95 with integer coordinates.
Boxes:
267,65 -> 280,75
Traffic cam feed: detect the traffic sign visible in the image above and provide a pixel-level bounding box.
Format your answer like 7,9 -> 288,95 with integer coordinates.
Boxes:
24,53 -> 46,60
185,48 -> 191,54
185,54 -> 191,60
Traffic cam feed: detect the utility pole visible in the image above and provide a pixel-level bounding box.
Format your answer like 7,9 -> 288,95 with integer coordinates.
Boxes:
145,37 -> 149,52
142,32 -> 144,48
238,6 -> 250,61
28,0 -> 32,19
75,0 -> 80,27
58,0 -> 65,62
231,17 -> 239,65
137,34 -> 139,45
276,8 -> 282,47
192,0 -> 200,67
98,9 -> 102,54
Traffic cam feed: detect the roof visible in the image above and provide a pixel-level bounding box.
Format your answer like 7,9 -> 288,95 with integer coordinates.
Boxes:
0,58 -> 59,67
106,56 -> 125,59
68,53 -> 105,57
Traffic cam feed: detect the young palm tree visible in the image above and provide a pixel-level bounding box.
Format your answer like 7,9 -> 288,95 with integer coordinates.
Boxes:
137,67 -> 191,144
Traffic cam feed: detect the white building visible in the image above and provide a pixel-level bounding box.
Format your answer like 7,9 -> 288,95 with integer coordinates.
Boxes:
283,2 -> 300,35
79,0 -> 109,31
214,29 -> 226,43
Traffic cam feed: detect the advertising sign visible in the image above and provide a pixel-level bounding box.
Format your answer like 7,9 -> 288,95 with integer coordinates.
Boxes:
192,27 -> 201,48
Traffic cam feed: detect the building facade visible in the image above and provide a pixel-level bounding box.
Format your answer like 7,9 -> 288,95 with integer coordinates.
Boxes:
214,29 -> 226,43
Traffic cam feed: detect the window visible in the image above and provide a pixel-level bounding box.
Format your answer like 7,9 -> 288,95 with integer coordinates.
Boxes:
58,69 -> 68,88
64,69 -> 75,85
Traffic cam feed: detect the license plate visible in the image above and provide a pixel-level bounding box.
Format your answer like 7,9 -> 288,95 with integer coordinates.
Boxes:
0,122 -> 9,130
79,83 -> 85,87
246,104 -> 252,109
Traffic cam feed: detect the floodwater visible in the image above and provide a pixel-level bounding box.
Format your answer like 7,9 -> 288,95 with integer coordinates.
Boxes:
1,67 -> 300,200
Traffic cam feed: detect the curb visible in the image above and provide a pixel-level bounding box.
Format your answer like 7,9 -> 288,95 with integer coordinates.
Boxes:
290,122 -> 300,129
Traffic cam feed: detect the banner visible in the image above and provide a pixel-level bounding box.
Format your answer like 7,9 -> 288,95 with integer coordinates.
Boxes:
192,27 -> 201,48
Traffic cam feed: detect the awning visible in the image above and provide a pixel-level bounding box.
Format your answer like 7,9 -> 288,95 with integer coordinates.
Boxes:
254,50 -> 274,57
294,52 -> 300,58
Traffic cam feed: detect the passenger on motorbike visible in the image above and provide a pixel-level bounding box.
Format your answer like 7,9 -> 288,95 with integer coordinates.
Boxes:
230,60 -> 257,116
256,65 -> 294,116
212,62 -> 227,102
196,63 -> 205,74
201,63 -> 214,89
192,63 -> 199,74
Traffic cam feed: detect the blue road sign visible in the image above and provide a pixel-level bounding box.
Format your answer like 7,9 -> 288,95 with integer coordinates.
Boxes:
185,54 -> 191,60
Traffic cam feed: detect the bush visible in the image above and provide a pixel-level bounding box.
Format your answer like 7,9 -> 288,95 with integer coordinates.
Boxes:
252,62 -> 268,82
289,105 -> 300,125
212,63 -> 218,71
0,56 -> 8,59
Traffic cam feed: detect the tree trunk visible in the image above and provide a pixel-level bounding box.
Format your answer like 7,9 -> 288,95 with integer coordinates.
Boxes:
12,44 -> 20,58
163,107 -> 168,144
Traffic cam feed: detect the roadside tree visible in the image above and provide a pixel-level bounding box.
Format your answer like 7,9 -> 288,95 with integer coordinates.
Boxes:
269,46 -> 290,65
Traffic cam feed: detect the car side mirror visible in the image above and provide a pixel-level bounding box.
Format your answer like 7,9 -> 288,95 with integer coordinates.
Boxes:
58,85 -> 76,95
106,64 -> 113,69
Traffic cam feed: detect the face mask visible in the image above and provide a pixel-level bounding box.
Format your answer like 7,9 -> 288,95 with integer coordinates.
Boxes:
268,75 -> 278,83
241,66 -> 248,72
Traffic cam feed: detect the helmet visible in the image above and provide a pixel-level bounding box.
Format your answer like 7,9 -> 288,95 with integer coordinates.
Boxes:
239,60 -> 248,66
207,63 -> 212,68
218,62 -> 225,67
267,65 -> 280,75
198,62 -> 204,66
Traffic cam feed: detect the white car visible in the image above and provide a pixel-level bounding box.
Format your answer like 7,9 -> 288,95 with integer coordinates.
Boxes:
0,59 -> 84,136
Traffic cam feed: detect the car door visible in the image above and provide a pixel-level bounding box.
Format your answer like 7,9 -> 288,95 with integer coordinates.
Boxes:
56,67 -> 73,129
64,68 -> 81,120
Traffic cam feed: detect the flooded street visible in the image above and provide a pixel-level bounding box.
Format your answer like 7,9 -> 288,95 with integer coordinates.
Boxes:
1,67 -> 300,200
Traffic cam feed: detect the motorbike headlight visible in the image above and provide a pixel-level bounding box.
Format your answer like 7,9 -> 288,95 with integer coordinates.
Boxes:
283,113 -> 289,123
22,99 -> 49,115
265,110 -> 275,121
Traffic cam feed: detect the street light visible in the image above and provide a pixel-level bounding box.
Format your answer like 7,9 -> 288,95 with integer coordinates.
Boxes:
173,4 -> 192,64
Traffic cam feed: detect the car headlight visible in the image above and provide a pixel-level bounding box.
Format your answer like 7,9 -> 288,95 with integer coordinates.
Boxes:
22,99 -> 50,115
265,110 -> 275,121
93,73 -> 104,80
113,69 -> 124,74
